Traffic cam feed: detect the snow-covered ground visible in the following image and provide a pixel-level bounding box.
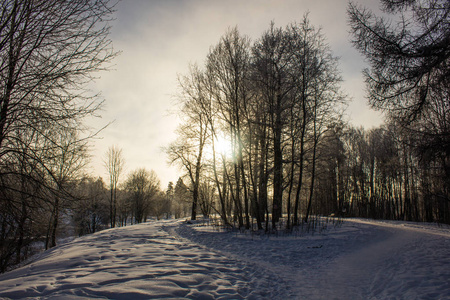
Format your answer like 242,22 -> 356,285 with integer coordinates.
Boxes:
0,218 -> 449,299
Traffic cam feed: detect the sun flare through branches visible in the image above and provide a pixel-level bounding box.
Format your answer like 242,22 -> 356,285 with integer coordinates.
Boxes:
214,134 -> 233,159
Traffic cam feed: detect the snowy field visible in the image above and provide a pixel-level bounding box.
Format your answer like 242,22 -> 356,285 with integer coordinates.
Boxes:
0,218 -> 449,299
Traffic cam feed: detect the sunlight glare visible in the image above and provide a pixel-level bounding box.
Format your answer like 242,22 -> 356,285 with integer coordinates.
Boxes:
214,135 -> 233,158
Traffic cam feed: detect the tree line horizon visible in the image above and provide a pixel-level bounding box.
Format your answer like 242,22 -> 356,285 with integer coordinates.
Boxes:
0,0 -> 448,273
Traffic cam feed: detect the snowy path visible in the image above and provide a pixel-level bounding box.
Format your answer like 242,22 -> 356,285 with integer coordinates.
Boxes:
318,220 -> 450,299
0,218 -> 449,299
0,220 -> 286,299
175,219 -> 450,300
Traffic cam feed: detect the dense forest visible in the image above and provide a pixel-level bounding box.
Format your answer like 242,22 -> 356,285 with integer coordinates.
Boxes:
0,0 -> 448,273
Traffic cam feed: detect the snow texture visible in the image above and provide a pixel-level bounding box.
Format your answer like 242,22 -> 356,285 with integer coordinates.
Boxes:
0,218 -> 449,299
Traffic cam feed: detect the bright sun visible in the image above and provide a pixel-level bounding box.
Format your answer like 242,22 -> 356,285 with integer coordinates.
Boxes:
214,135 -> 233,157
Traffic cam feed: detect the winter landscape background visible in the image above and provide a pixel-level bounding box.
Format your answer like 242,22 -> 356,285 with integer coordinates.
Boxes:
1,0 -> 449,298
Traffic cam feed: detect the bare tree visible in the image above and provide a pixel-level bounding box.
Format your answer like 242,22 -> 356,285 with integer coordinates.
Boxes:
104,145 -> 125,228
252,17 -> 346,225
166,128 -> 206,221
252,23 -> 291,227
125,168 -> 160,224
0,0 -> 116,155
0,0 -> 116,270
166,65 -> 210,221
206,27 -> 252,228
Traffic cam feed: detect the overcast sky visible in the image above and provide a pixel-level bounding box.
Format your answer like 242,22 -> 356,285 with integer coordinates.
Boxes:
87,0 -> 384,189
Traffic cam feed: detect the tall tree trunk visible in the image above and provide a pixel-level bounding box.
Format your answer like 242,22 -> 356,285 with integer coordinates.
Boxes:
286,127 -> 296,229
259,135 -> 269,230
236,119 -> 250,229
233,160 -> 243,227
272,93 -> 283,226
248,124 -> 262,230
403,145 -> 412,221
304,114 -> 318,224
293,113 -> 307,226
304,141 -> 317,223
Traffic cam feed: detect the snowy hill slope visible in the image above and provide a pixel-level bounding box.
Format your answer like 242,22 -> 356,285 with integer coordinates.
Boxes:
0,218 -> 449,299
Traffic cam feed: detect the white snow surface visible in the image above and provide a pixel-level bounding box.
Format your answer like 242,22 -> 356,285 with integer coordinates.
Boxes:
0,218 -> 449,299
